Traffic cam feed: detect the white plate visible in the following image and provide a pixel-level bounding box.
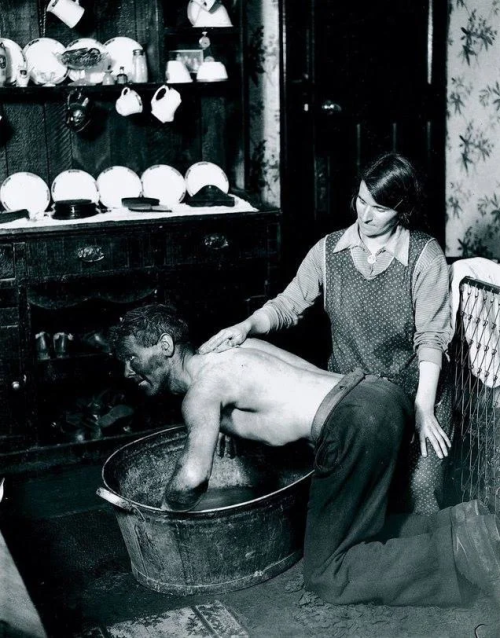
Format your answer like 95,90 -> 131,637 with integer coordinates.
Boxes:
97,166 -> 142,209
23,38 -> 67,85
51,170 -> 99,204
0,172 -> 50,214
141,165 -> 186,207
185,161 -> 229,196
0,39 -> 26,85
65,38 -> 108,85
104,37 -> 142,79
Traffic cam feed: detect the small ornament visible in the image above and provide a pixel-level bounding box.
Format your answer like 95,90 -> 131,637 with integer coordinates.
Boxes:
199,31 -> 211,50
116,66 -> 128,85
102,67 -> 115,86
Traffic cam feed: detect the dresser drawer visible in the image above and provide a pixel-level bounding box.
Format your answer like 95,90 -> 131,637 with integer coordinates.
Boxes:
25,233 -> 155,281
160,219 -> 279,268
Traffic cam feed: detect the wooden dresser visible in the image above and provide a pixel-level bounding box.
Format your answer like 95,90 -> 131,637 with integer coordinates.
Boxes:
0,210 -> 280,471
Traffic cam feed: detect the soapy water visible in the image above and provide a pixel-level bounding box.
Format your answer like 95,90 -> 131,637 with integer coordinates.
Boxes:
192,484 -> 273,511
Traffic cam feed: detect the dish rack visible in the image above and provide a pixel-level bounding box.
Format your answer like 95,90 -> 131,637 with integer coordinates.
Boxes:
452,276 -> 500,514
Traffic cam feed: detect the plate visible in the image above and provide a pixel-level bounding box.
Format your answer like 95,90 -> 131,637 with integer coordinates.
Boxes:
0,172 -> 50,214
51,170 -> 99,204
0,38 -> 26,85
141,165 -> 186,206
65,38 -> 109,84
185,161 -> 229,196
104,37 -> 142,79
97,166 -> 142,209
23,38 -> 67,85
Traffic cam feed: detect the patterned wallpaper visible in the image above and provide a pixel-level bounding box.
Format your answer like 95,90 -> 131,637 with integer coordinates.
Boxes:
245,0 -> 281,207
446,0 -> 500,258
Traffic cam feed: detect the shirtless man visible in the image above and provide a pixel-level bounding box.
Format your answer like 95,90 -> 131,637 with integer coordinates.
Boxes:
111,303 -> 500,608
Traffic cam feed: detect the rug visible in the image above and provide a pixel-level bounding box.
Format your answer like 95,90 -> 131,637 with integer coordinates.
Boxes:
76,601 -> 248,638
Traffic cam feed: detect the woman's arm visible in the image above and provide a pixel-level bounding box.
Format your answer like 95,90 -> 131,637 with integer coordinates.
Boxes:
411,240 -> 453,458
198,239 -> 325,354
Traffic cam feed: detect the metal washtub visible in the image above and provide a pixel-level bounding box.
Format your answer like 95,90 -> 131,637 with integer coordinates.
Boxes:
97,426 -> 313,594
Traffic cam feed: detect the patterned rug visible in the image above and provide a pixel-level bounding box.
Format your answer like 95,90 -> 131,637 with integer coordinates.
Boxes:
77,600 -> 248,638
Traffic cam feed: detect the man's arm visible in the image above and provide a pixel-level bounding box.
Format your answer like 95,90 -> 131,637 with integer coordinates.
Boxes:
162,383 -> 223,512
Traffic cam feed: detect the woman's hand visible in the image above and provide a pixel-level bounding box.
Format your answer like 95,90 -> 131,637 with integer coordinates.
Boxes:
197,322 -> 250,354
414,406 -> 451,459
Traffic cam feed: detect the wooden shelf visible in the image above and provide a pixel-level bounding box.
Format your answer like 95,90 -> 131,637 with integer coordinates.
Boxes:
0,81 -> 233,99
164,26 -> 239,37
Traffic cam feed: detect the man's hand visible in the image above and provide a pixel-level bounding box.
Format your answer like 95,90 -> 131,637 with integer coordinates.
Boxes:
197,322 -> 250,354
414,407 -> 451,459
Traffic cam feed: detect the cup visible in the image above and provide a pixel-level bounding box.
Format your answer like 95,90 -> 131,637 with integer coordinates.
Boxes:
151,85 -> 182,123
47,0 -> 85,29
191,1 -> 232,27
115,87 -> 143,116
165,60 -> 193,84
196,60 -> 228,82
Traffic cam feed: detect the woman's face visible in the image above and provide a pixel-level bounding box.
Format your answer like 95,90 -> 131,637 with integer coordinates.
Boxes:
356,181 -> 399,239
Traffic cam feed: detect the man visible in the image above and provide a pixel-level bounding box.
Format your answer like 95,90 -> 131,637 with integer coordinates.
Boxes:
111,303 -> 500,608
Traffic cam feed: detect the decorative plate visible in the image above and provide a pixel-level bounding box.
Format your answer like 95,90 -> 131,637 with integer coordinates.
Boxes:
23,38 -> 67,85
0,172 -> 50,214
184,161 -> 229,196
97,166 -> 142,209
141,165 -> 186,207
51,170 -> 99,204
0,38 -> 26,85
64,38 -> 109,84
104,37 -> 142,79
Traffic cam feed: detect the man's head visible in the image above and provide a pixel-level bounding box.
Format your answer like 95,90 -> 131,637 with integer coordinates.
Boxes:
111,303 -> 192,396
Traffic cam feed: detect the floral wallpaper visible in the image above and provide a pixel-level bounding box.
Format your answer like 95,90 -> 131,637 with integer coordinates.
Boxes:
446,0 -> 500,258
245,0 -> 281,207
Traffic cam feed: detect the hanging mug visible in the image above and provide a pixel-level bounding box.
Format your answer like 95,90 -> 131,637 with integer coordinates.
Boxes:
47,0 -> 85,29
151,85 -> 182,123
115,87 -> 143,116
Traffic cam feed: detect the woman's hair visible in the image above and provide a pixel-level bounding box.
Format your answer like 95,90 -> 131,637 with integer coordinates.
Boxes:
355,152 -> 424,229
110,303 -> 191,351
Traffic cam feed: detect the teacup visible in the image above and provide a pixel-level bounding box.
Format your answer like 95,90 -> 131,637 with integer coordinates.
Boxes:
191,1 -> 232,27
165,60 -> 193,84
196,60 -> 228,82
151,85 -> 182,123
115,87 -> 143,117
47,0 -> 85,29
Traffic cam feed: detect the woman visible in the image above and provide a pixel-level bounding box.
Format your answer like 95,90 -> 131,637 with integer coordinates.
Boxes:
199,152 -> 453,514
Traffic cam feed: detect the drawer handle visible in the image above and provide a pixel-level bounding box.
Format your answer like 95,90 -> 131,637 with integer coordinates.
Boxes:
203,233 -> 229,250
77,246 -> 105,263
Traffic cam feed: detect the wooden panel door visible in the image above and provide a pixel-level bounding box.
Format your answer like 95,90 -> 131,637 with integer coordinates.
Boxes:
281,0 -> 448,271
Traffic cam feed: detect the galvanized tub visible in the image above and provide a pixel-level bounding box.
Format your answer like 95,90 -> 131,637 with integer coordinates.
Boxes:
97,426 -> 313,595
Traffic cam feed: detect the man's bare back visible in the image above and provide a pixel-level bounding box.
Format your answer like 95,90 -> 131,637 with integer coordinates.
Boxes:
185,339 -> 342,446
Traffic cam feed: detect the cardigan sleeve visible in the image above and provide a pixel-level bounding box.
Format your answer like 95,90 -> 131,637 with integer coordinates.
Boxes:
412,238 -> 453,364
257,238 -> 325,331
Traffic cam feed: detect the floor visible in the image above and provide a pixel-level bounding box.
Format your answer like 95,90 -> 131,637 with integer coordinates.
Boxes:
1,462 -> 500,638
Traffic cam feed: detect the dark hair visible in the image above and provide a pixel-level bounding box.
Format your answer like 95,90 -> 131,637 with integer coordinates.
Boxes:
110,303 -> 191,351
355,152 -> 424,229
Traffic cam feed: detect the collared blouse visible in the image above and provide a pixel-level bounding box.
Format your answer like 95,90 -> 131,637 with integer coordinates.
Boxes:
256,222 -> 452,366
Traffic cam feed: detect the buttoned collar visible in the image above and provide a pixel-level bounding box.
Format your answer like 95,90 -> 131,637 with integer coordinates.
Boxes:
332,222 -> 410,266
